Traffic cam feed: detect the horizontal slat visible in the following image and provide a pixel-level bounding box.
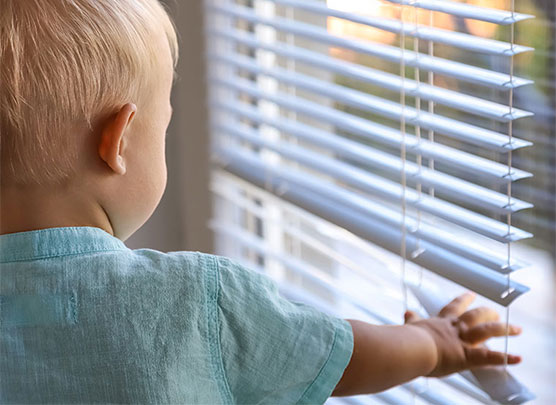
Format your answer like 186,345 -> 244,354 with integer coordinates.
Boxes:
441,376 -> 498,405
215,121 -> 532,243
212,170 -> 526,276
208,3 -> 533,89
340,396 -> 380,405
370,391 -> 406,405
212,53 -> 530,149
213,148 -> 529,306
213,99 -> 533,221
402,382 -> 454,405
210,28 -> 533,122
417,171 -> 533,215
211,55 -> 532,152
413,142 -> 528,181
211,77 -> 533,181
269,0 -> 533,55
385,0 -> 534,25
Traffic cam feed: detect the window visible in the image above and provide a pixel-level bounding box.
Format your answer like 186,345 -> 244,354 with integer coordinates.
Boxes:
205,0 -> 556,403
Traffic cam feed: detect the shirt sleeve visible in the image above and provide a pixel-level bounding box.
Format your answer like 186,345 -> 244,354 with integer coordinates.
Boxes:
213,256 -> 353,405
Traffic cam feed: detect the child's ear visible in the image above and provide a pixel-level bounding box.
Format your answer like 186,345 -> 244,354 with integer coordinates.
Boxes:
98,103 -> 137,175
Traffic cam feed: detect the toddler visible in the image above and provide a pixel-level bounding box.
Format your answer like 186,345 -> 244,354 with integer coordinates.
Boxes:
0,1 -> 522,403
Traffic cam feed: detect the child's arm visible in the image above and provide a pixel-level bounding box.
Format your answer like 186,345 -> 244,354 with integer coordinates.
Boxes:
332,292 -> 522,396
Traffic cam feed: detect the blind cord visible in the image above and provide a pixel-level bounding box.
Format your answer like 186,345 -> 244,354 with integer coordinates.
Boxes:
412,3 -> 423,264
417,8 -> 435,289
400,2 -> 409,317
410,5 -> 421,403
427,11 -> 435,200
504,0 -> 516,371
420,10 -> 434,394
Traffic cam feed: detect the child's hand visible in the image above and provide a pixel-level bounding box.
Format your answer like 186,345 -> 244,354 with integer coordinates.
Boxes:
404,292 -> 522,377
334,292 -> 523,396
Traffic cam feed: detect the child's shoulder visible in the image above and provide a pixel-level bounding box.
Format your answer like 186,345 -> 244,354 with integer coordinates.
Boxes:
124,248 -> 234,276
117,248 -> 265,290
130,248 -> 262,277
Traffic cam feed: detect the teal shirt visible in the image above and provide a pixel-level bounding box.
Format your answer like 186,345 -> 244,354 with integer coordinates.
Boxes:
0,227 -> 353,404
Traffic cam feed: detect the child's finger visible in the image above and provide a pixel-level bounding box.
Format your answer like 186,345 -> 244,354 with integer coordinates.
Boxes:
438,292 -> 476,318
461,322 -> 522,345
464,347 -> 521,367
459,306 -> 500,327
404,310 -> 421,323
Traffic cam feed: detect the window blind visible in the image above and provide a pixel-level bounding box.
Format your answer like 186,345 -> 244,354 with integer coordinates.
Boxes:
204,0 -> 537,403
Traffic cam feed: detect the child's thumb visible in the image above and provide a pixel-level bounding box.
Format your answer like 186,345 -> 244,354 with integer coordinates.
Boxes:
404,310 -> 421,323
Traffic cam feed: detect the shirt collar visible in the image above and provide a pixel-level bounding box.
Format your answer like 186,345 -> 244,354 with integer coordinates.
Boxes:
0,226 -> 128,263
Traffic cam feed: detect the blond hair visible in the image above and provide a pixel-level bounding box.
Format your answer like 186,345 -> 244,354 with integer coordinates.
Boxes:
0,0 -> 178,185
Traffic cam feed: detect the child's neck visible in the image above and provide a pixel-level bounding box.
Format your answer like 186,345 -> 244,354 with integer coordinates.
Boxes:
0,184 -> 114,236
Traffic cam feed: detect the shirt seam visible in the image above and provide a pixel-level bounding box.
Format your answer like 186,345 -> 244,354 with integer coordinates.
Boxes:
205,254 -> 234,404
0,248 -> 127,264
0,226 -> 105,236
296,325 -> 341,404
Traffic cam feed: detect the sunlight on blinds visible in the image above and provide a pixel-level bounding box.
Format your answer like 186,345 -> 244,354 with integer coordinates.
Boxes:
204,0 -> 551,402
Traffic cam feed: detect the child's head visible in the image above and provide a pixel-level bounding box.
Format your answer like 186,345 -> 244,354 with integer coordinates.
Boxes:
1,0 -> 179,240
